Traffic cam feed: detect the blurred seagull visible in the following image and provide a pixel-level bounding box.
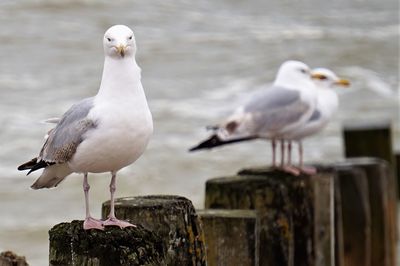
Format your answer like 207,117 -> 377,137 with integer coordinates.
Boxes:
284,68 -> 350,174
189,60 -> 318,174
18,25 -> 153,230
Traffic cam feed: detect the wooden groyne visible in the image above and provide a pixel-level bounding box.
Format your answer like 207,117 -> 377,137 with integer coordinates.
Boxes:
204,167 -> 334,266
47,122 -> 398,266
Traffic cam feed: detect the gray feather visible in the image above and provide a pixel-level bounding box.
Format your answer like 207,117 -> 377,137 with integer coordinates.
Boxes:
244,86 -> 310,131
244,86 -> 301,113
308,110 -> 321,122
39,97 -> 96,163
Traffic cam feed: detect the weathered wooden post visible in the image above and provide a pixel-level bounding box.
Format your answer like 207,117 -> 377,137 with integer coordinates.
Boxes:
335,158 -> 397,266
396,151 -> 400,196
49,220 -> 165,266
333,165 -> 371,266
0,251 -> 28,266
197,209 -> 259,266
102,195 -> 207,266
205,167 -> 334,266
343,120 -> 398,196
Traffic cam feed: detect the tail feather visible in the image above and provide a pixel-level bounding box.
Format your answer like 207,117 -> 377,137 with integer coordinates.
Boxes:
189,134 -> 257,152
30,163 -> 72,189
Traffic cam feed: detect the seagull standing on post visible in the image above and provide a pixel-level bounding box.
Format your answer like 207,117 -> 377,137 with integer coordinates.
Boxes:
284,68 -> 350,174
18,25 -> 153,230
189,60 -> 317,174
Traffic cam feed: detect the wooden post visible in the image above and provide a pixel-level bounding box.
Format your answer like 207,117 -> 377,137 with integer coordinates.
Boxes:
0,251 -> 28,266
49,220 -> 165,266
343,120 -> 394,165
102,195 -> 206,266
396,151 -> 400,198
197,209 -> 259,266
336,158 -> 397,266
333,165 -> 371,266
343,120 -> 398,196
205,168 -> 334,266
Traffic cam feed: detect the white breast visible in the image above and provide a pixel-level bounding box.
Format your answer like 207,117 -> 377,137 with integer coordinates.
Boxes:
69,83 -> 153,173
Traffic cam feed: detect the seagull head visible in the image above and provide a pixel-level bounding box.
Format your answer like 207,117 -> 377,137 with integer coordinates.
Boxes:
103,25 -> 136,59
311,68 -> 350,89
274,60 -> 313,88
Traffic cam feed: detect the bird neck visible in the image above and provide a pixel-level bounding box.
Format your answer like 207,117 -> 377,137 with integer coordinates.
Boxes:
97,56 -> 142,99
317,89 -> 339,114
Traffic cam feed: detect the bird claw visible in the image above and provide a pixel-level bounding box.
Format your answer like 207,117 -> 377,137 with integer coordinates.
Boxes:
103,217 -> 136,229
83,217 -> 104,230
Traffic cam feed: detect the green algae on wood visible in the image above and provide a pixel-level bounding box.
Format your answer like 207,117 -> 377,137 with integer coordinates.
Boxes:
102,195 -> 206,266
49,220 -> 165,266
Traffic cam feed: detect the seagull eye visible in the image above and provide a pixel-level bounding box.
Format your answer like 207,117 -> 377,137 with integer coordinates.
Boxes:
300,68 -> 307,74
128,36 -> 133,40
107,37 -> 112,42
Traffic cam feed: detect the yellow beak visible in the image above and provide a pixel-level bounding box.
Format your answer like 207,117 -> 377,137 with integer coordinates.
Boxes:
116,45 -> 126,57
334,78 -> 350,87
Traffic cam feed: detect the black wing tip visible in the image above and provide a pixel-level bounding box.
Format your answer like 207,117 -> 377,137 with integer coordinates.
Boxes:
189,135 -> 222,152
17,158 -> 38,171
189,135 -> 258,152
18,158 -> 55,175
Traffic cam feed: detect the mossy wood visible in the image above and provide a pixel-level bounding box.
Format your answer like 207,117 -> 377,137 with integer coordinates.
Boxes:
205,168 -> 334,266
49,220 -> 165,266
197,209 -> 259,266
102,195 -> 206,266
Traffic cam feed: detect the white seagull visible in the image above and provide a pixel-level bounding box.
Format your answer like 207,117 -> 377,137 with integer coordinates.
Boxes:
190,60 -> 317,174
18,25 -> 153,230
284,68 -> 349,174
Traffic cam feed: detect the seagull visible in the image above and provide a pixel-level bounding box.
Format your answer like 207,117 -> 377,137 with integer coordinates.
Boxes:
284,68 -> 349,174
189,60 -> 317,174
18,25 -> 153,230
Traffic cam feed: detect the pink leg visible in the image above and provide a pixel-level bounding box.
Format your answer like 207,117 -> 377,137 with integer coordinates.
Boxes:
103,171 -> 136,228
83,173 -> 104,230
298,141 -> 317,175
271,139 -> 277,168
279,139 -> 300,175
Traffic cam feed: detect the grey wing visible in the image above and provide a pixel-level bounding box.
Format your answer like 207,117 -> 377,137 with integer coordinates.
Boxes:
243,86 -> 311,132
308,109 -> 321,122
39,97 -> 96,163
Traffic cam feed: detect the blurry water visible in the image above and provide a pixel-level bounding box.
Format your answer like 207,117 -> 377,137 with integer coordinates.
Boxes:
0,0 -> 398,264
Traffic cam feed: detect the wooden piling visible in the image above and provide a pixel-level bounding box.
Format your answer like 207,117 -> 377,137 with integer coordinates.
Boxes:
102,195 -> 206,266
335,158 -> 397,266
0,251 -> 28,266
343,121 -> 394,165
205,168 -> 334,266
333,165 -> 371,266
197,209 -> 259,266
343,120 -> 398,196
48,220 -> 165,266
